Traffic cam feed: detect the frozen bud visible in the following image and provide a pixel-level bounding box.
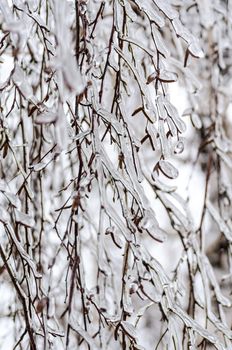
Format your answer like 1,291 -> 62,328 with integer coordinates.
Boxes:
129,282 -> 139,294
174,140 -> 184,154
85,300 -> 90,313
36,297 -> 48,314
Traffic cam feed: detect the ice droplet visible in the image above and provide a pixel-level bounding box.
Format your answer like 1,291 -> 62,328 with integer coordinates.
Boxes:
120,321 -> 137,340
191,113 -> 202,129
188,41 -> 204,58
158,69 -> 178,83
159,160 -> 179,179
29,162 -> 47,172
